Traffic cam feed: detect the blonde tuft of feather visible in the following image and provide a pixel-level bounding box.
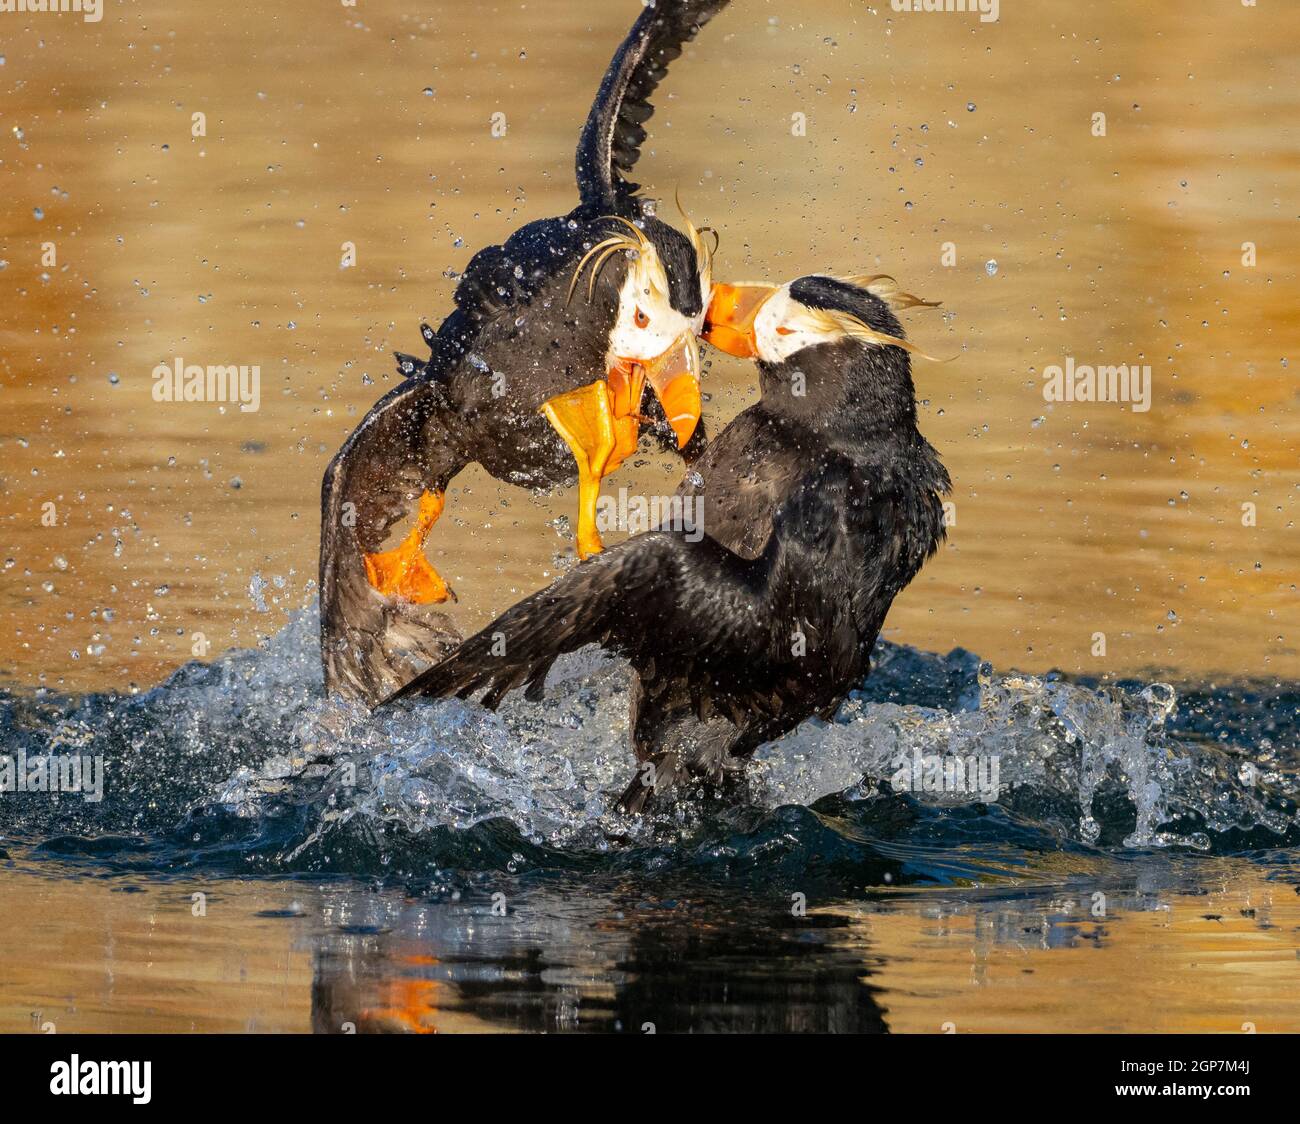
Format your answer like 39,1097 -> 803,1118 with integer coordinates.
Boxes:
566,217 -> 653,305
674,189 -> 717,285
839,273 -> 942,312
805,306 -> 947,363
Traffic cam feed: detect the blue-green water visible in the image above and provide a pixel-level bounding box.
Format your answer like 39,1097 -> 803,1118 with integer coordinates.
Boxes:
1,612 -> 1297,1032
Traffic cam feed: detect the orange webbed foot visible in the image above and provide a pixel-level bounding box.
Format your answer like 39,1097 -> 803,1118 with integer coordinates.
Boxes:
363,490 -> 455,604
541,381 -> 621,560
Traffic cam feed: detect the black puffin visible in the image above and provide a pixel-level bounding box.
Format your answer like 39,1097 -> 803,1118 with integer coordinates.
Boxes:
321,0 -> 732,705
380,273 -> 951,811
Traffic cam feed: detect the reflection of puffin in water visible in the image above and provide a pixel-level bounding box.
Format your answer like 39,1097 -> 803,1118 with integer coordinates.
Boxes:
308,891 -> 891,1034
321,0 -> 733,706
383,274 -> 950,811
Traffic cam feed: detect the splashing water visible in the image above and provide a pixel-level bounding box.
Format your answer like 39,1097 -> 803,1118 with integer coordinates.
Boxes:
0,609 -> 1295,888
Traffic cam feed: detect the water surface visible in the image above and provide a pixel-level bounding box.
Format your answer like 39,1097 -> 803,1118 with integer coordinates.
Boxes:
1,614 -> 1298,1032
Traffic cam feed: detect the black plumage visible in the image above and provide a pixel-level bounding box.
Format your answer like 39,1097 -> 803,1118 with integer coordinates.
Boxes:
382,275 -> 951,812
321,0 -> 732,706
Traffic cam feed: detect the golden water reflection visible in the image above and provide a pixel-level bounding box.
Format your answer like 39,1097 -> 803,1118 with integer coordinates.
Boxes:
0,0 -> 1296,693
2,863 -> 1297,1033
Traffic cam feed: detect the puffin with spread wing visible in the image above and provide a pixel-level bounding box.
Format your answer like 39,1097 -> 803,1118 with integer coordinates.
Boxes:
382,273 -> 951,811
321,0 -> 732,705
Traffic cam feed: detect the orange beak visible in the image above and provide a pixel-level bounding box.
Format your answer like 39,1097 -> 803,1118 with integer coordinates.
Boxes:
610,331 -> 701,449
700,283 -> 778,359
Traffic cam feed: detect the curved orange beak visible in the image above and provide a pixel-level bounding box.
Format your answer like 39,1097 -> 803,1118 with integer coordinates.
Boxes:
611,331 -> 701,449
700,283 -> 778,359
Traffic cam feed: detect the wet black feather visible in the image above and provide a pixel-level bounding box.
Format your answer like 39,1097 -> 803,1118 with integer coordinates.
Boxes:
576,0 -> 732,208
320,1 -> 725,704
379,278 -> 951,810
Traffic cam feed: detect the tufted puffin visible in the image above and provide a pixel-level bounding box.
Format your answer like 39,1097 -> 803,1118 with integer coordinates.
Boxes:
321,0 -> 733,705
380,273 -> 952,812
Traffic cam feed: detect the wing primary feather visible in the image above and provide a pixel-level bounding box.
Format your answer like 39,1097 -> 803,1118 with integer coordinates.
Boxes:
575,1 -> 732,209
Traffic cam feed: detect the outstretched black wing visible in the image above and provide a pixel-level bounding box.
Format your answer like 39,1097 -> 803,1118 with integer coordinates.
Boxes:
320,373 -> 463,706
381,458 -> 874,719
575,0 -> 732,210
383,529 -> 775,712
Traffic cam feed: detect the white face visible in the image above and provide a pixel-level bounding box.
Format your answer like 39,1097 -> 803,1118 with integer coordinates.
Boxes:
606,246 -> 704,362
751,283 -> 841,363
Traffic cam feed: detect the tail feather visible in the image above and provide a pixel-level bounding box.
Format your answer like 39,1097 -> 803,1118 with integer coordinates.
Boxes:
617,752 -> 683,814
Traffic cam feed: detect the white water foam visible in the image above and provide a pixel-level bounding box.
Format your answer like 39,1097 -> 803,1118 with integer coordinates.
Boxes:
194,610 -> 1293,853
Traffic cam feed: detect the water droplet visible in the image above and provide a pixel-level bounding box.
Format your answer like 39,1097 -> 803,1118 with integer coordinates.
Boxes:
985,259 -> 998,276
33,206 -> 44,220
966,101 -> 976,112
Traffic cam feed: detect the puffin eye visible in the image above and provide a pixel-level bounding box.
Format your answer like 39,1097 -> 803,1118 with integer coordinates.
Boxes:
776,325 -> 794,336
634,307 -> 650,329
